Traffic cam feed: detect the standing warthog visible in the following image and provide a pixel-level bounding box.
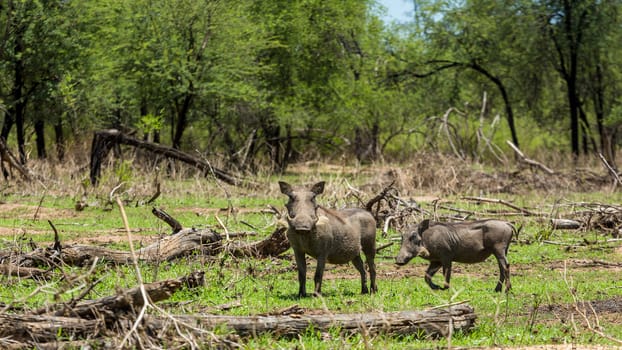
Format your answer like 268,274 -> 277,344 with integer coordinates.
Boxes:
279,181 -> 377,297
395,219 -> 514,292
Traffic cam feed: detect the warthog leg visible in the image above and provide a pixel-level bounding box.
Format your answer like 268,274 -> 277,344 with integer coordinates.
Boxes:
367,257 -> 377,293
425,261 -> 443,290
494,253 -> 511,293
441,260 -> 452,290
294,250 -> 307,298
352,255 -> 369,294
362,242 -> 377,293
313,255 -> 327,296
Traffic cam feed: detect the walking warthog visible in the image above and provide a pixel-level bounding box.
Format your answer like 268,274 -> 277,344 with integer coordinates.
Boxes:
395,219 -> 514,292
279,181 -> 377,297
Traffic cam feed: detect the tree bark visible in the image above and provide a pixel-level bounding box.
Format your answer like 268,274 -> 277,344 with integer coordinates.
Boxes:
34,119 -> 46,159
159,303 -> 476,339
11,28 -> 27,165
172,91 -> 193,149
54,121 -> 65,161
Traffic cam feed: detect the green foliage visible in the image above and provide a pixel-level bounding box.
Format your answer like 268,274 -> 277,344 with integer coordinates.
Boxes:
138,112 -> 164,135
1,0 -> 622,167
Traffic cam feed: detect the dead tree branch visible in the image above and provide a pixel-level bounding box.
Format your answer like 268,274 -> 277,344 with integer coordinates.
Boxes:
89,129 -> 255,187
462,196 -> 538,216
506,140 -> 555,175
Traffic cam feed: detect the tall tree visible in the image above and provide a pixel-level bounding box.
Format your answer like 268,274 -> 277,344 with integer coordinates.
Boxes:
536,0 -> 606,158
389,0 -> 531,149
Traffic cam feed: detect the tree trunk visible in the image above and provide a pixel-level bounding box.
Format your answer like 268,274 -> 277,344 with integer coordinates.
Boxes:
172,91 -> 193,149
468,62 -> 520,148
262,115 -> 282,172
34,119 -> 46,159
592,56 -> 616,168
560,0 -> 582,158
0,115 -> 13,143
12,32 -> 27,165
54,121 -> 65,161
567,75 -> 580,158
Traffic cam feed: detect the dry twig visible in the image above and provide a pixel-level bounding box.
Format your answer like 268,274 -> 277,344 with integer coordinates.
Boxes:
506,140 -> 555,174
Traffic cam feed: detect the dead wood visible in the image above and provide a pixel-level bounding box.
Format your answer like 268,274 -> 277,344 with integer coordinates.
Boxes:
365,181 -> 396,213
506,140 -> 555,175
376,241 -> 394,253
0,313 -> 103,344
89,129 -> 254,187
0,138 -> 31,181
152,207 -> 183,234
598,153 -> 622,190
146,182 -> 161,204
551,218 -> 582,230
153,303 -> 476,339
0,269 -> 474,347
225,226 -> 290,258
46,271 -> 204,319
0,272 -> 204,346
18,228 -> 223,267
462,196 -> 538,216
0,263 -> 48,279
17,225 -> 289,268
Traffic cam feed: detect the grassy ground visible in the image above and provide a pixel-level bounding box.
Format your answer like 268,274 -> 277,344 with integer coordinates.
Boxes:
0,157 -> 621,348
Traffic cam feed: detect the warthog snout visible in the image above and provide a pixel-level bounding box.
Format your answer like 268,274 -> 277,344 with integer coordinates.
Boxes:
395,251 -> 412,266
286,212 -> 317,232
395,246 -> 430,266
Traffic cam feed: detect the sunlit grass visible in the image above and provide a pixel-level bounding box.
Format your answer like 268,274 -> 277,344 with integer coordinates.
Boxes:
0,162 -> 621,348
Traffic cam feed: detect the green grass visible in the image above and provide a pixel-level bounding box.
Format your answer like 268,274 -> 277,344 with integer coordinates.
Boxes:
1,168 -> 621,348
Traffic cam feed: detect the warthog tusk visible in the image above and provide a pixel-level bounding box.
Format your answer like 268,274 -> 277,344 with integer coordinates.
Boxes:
417,246 -> 431,259
316,215 -> 329,227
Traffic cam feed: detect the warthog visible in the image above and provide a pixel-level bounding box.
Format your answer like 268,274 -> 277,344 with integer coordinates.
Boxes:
279,181 -> 377,297
395,219 -> 514,292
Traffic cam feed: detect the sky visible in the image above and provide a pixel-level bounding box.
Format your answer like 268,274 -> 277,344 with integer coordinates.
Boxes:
379,0 -> 414,22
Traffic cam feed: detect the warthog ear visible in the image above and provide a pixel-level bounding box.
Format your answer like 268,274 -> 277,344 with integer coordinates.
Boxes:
418,219 -> 431,233
278,181 -> 293,196
310,181 -> 325,195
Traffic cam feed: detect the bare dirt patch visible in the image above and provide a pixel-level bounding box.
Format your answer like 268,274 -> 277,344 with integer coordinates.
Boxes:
538,297 -> 622,316
0,202 -> 78,221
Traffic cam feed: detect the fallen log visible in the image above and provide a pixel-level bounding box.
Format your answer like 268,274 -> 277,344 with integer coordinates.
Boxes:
0,263 -> 48,279
157,303 -> 476,339
0,271 -> 205,346
551,218 -> 582,230
43,270 -> 205,319
19,228 -> 223,267
18,225 -> 289,268
152,207 -> 183,234
0,313 -> 103,344
226,226 -> 289,258
0,267 -> 475,347
89,129 -> 255,187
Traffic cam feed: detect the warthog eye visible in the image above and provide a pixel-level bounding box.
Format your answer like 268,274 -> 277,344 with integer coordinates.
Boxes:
409,234 -> 420,244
